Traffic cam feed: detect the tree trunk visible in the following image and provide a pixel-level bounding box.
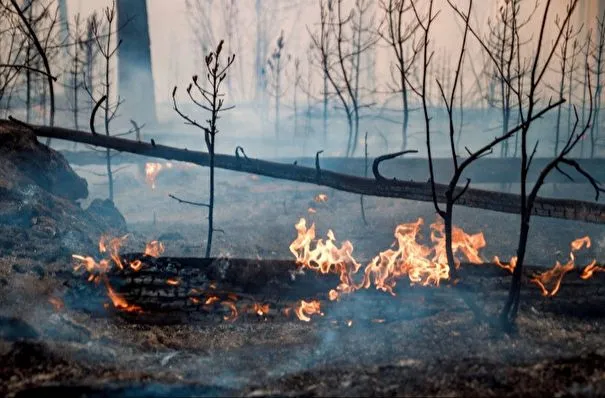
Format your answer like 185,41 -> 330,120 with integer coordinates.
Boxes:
23,121 -> 605,225
116,0 -> 157,125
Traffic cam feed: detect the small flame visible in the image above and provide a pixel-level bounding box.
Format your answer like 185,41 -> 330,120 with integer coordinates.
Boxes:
314,193 -> 328,203
144,240 -> 165,257
166,278 -> 180,286
105,280 -> 141,312
493,256 -> 517,273
530,236 -> 593,296
99,234 -> 129,270
581,260 -> 604,280
129,259 -> 142,271
252,303 -> 270,316
48,297 -> 64,311
145,162 -> 173,189
205,296 -> 220,305
222,301 -> 238,321
294,299 -> 323,322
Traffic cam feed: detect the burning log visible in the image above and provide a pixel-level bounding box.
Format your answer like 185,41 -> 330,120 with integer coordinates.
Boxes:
16,120 -> 605,224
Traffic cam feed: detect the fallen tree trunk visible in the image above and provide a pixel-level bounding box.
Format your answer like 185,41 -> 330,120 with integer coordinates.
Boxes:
19,120 -> 605,224
58,149 -> 605,184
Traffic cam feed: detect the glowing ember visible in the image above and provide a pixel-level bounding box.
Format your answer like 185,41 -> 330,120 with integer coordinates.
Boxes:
166,278 -> 180,286
222,301 -> 238,321
531,236 -> 593,296
48,297 -> 64,311
129,259 -> 143,271
294,299 -> 323,322
314,193 -> 328,203
73,235 -> 167,313
144,240 -> 165,257
252,303 -> 270,316
205,296 -> 220,305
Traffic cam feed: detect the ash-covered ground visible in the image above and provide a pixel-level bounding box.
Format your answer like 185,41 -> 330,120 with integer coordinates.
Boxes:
2,137 -> 605,396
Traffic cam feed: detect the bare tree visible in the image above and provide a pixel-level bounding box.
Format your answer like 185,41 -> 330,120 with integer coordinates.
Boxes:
9,0 -> 57,133
266,30 -> 289,141
549,9 -> 583,156
377,0 -> 422,151
309,0 -> 378,157
172,40 -> 235,258
588,9 -> 605,159
449,0 -> 604,328
84,2 -> 124,202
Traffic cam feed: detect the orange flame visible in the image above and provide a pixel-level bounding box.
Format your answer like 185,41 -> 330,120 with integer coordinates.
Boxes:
252,303 -> 270,316
48,297 -> 64,311
530,236 -> 592,296
290,217 -> 486,300
145,162 -> 173,189
205,296 -> 220,305
294,299 -> 323,322
99,234 -> 129,270
105,280 -> 141,313
144,241 -> 165,257
493,256 -> 517,273
314,193 -> 328,203
222,301 -> 238,322
581,260 -> 604,280
166,278 -> 180,286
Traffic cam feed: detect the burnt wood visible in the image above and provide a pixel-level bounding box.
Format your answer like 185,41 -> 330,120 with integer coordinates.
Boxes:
59,149 -> 605,184
19,121 -> 605,224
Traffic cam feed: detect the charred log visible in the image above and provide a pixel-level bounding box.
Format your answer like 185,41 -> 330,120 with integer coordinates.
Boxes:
18,121 -> 605,224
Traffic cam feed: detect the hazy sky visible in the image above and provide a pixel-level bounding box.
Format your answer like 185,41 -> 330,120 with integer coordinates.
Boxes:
64,0 -> 599,106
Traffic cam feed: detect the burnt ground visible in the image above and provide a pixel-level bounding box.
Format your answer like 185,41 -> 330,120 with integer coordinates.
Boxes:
1,139 -> 605,396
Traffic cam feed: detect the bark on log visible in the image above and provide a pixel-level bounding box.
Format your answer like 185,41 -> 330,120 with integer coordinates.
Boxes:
21,121 -> 605,224
58,149 -> 605,184
103,255 -> 338,313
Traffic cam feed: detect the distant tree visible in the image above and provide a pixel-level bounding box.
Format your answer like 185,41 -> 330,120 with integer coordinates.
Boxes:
116,0 -> 157,125
309,0 -> 379,157
266,30 -> 290,141
85,2 -> 124,202
377,0 -> 423,151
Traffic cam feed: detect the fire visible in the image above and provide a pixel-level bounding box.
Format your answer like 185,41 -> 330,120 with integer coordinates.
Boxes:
314,193 -> 328,203
72,235 -> 168,314
99,234 -> 129,270
531,236 -> 593,296
252,303 -> 270,316
222,301 -> 238,322
145,162 -> 173,189
105,281 -> 141,313
289,217 -> 486,300
294,299 -> 323,322
205,295 -> 220,305
144,240 -> 165,257
48,297 -> 64,311
581,261 -> 604,280
166,278 -> 180,286
493,256 -> 517,273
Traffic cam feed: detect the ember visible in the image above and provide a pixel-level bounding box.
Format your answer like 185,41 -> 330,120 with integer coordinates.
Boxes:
294,300 -> 323,322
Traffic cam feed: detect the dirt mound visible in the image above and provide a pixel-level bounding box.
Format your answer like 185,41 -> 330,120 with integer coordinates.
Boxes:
0,120 -> 126,272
